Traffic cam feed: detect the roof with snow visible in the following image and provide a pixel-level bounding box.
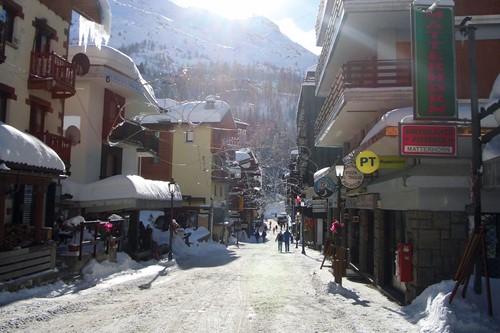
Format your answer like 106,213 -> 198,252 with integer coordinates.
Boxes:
62,175 -> 182,213
0,121 -> 65,173
69,45 -> 157,107
139,97 -> 231,125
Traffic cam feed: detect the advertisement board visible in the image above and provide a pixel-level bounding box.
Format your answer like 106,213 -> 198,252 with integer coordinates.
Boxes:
400,124 -> 457,157
412,2 -> 457,119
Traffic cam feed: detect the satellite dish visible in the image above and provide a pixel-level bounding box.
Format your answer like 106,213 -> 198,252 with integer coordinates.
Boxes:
65,125 -> 81,146
72,53 -> 90,76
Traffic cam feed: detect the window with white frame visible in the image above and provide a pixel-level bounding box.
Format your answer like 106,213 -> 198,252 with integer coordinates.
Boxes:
186,129 -> 194,142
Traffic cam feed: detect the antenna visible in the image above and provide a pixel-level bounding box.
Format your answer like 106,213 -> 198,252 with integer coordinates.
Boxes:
72,53 -> 90,76
65,125 -> 81,146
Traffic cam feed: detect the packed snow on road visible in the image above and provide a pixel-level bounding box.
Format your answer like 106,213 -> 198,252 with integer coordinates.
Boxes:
0,225 -> 499,333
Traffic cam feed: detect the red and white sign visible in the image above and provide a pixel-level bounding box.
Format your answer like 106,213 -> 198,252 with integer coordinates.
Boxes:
400,124 -> 457,157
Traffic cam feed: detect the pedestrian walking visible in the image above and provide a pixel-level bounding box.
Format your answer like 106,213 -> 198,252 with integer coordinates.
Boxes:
255,230 -> 260,243
276,231 -> 284,252
284,228 -> 292,252
261,229 -> 267,242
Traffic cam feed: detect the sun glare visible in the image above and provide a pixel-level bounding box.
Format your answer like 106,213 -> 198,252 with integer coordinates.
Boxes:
172,0 -> 279,20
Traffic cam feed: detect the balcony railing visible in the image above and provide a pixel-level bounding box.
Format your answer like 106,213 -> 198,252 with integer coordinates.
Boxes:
108,120 -> 159,156
28,51 -> 76,99
32,131 -> 72,164
316,0 -> 344,87
315,59 -> 412,137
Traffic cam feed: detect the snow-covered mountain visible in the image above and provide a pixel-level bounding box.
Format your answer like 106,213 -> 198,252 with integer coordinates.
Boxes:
70,0 -> 318,75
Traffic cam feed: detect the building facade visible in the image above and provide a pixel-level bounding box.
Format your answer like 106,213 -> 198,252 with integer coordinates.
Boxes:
0,0 -> 109,283
307,0 -> 500,303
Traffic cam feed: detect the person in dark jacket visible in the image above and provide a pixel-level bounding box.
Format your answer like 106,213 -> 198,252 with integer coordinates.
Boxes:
283,228 -> 292,252
276,231 -> 284,252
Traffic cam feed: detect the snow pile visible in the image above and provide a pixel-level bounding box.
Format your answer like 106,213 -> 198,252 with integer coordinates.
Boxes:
405,279 -> 499,332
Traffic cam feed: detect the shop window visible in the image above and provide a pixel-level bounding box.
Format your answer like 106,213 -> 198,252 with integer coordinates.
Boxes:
13,184 -> 34,226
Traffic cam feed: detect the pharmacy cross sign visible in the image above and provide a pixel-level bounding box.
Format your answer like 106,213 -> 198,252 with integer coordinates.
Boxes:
412,1 -> 457,119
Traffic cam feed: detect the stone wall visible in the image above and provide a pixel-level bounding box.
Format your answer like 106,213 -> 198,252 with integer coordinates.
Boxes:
404,211 -> 468,302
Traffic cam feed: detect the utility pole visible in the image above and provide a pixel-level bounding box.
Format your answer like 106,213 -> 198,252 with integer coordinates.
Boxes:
459,19 -> 482,294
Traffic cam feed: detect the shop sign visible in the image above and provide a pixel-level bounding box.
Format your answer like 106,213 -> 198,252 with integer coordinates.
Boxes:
356,150 -> 380,174
341,164 -> 364,189
345,193 -> 379,210
314,176 -> 337,197
379,156 -> 407,169
312,199 -> 327,213
412,1 -> 457,119
400,124 -> 457,157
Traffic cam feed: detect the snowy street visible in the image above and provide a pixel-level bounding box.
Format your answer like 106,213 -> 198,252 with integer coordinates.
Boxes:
0,234 -> 423,333
1,216 -> 499,333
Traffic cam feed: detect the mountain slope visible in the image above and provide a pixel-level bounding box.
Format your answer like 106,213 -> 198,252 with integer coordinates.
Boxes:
70,0 -> 317,75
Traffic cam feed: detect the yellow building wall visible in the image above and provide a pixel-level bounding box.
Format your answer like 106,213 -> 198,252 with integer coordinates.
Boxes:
1,1 -> 69,134
172,124 -> 213,204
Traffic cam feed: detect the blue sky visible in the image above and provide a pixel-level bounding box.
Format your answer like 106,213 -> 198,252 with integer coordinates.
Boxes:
170,0 -> 321,55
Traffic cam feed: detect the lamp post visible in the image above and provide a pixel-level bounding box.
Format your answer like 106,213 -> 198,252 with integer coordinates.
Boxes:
334,160 -> 345,284
168,179 -> 176,261
301,200 -> 306,255
334,160 -> 345,246
296,211 -> 299,249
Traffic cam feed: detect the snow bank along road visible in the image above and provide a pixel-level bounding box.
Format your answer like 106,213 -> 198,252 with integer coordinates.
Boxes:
0,240 -> 420,333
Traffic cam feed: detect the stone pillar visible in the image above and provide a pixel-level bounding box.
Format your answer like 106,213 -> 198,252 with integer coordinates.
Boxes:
373,209 -> 386,286
359,210 -> 369,272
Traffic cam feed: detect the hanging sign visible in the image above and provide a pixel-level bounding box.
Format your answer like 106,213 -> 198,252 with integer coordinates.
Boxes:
314,176 -> 337,197
356,150 -> 380,174
412,0 -> 457,119
400,124 -> 457,156
341,164 -> 364,189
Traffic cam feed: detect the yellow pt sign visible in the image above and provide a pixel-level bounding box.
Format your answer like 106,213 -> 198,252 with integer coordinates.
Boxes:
356,150 -> 380,174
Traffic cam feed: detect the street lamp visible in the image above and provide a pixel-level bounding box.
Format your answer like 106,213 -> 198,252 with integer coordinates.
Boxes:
168,178 -> 176,261
334,160 -> 345,246
296,211 -> 300,249
301,200 -> 306,255
333,160 -> 345,284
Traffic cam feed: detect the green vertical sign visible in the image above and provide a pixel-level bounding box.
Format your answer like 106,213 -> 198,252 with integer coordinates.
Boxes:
412,3 -> 457,119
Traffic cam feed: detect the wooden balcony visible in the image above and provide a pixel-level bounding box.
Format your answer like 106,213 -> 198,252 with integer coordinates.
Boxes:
32,131 -> 72,164
108,120 -> 159,156
315,59 -> 412,138
28,51 -> 76,99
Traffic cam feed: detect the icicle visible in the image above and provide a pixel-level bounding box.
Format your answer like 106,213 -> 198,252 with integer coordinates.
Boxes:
78,0 -> 112,50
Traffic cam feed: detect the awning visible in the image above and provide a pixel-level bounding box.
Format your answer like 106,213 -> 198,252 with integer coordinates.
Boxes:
62,175 -> 182,213
313,167 -> 331,182
0,121 -> 65,174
